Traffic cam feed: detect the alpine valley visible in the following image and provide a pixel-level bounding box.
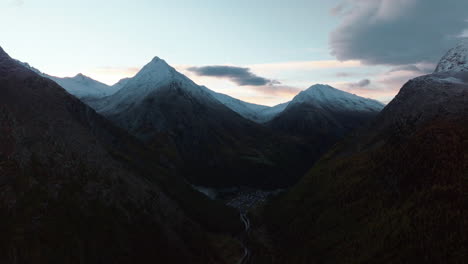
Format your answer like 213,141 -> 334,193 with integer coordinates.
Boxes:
0,39 -> 467,264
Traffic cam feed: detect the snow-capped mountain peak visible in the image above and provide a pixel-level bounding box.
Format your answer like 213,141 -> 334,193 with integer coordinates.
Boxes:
48,73 -> 118,99
131,56 -> 176,84
71,73 -> 99,83
435,40 -> 468,73
74,73 -> 87,79
93,56 -> 219,114
291,84 -> 384,112
293,84 -> 350,103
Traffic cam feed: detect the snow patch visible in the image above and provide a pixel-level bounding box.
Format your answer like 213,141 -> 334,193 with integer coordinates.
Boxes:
211,91 -> 288,123
435,40 -> 468,73
290,84 -> 384,112
49,74 -> 119,99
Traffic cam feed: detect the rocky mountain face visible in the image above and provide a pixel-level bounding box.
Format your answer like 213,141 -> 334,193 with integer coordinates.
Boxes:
86,57 -> 310,188
253,70 -> 468,262
0,46 -> 241,264
435,40 -> 468,73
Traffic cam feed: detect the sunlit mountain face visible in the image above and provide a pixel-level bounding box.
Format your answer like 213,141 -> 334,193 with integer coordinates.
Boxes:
1,1 -> 468,263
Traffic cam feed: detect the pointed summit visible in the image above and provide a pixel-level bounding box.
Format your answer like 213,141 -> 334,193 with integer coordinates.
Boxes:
74,73 -> 86,78
130,56 -> 177,85
91,56 -> 210,115
150,56 -> 163,63
71,73 -> 94,82
145,56 -> 171,70
435,40 -> 468,73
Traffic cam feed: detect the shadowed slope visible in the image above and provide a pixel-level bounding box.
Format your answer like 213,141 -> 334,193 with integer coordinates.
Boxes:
0,46 -> 240,263
253,74 -> 468,263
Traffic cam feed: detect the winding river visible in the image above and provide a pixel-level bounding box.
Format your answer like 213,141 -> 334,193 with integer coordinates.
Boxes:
191,186 -> 283,264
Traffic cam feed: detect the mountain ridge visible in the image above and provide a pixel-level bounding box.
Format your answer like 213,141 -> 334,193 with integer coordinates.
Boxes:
253,47 -> 468,263
85,57 -> 312,188
0,46 -> 241,263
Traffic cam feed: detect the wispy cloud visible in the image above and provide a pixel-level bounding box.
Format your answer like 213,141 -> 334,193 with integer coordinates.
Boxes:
335,72 -> 353,77
249,60 -> 361,71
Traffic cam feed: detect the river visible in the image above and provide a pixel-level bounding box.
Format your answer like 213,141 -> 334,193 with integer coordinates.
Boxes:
192,186 -> 283,264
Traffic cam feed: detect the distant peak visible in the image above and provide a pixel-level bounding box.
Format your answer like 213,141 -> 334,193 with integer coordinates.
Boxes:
72,73 -> 94,82
151,56 -> 162,62
298,84 -> 340,96
307,84 -> 335,91
291,83 -> 384,111
147,56 -> 170,66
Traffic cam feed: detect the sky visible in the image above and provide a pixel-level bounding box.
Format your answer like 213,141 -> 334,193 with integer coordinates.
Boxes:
1,0 -> 467,105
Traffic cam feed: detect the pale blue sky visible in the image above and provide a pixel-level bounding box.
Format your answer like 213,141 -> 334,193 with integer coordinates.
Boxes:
1,0 -> 465,105
1,0 -> 339,70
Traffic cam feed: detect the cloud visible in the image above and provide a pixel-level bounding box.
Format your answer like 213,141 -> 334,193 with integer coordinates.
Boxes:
349,79 -> 371,88
8,0 -> 23,6
336,72 -> 353,77
459,29 -> 468,38
249,60 -> 361,71
388,65 -> 422,73
330,0 -> 468,65
188,65 -> 277,86
330,2 -> 348,16
336,62 -> 433,103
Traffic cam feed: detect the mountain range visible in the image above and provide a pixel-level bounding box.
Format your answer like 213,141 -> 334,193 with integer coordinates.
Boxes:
41,56 -> 384,188
0,46 -> 242,263
1,40 -> 466,263
251,42 -> 468,263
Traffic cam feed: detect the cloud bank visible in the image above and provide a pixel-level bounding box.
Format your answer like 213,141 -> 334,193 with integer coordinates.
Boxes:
188,65 -> 278,86
330,0 -> 468,65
